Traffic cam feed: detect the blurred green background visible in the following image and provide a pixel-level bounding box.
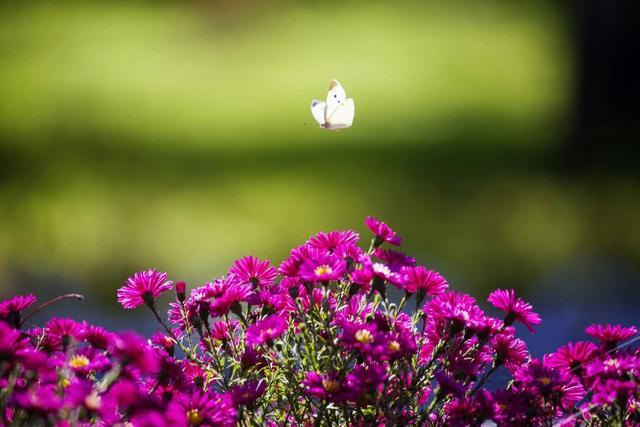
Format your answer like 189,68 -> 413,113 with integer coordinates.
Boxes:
0,1 -> 638,347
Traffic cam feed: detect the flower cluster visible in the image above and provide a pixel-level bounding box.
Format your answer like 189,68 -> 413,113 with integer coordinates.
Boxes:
0,217 -> 638,426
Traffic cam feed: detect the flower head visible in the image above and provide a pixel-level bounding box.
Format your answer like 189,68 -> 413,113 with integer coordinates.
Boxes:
585,324 -> 637,349
117,269 -> 173,310
298,255 -> 346,283
179,391 -> 237,427
245,315 -> 288,346
307,230 -> 359,254
230,380 -> 267,406
44,317 -> 84,351
546,341 -> 599,377
365,216 -> 402,246
111,331 -> 160,374
487,289 -> 541,333
0,294 -> 36,328
230,256 -> 277,289
401,266 -> 448,295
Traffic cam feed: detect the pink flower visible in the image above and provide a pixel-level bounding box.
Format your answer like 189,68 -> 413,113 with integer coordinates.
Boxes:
307,230 -> 359,253
492,329 -> 530,372
298,255 -> 346,283
0,294 -> 36,328
230,256 -> 277,289
487,289 -> 541,333
546,341 -> 599,377
44,317 -> 84,351
401,266 -> 448,295
117,269 -> 173,309
245,315 -> 288,346
585,324 -> 637,348
364,216 -> 402,246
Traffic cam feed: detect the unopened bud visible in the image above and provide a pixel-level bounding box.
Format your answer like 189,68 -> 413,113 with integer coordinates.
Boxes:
175,281 -> 186,303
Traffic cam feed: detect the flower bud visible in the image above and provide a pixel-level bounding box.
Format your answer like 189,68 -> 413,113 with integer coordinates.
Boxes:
175,281 -> 186,303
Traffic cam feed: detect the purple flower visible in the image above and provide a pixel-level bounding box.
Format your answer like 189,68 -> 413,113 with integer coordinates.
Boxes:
487,289 -> 541,333
80,321 -> 115,350
546,341 -> 599,377
435,371 -> 466,398
424,291 -> 482,334
178,391 -> 237,427
374,248 -> 416,272
245,315 -> 288,346
307,230 -> 359,253
514,359 -> 585,410
210,275 -> 254,317
348,363 -> 388,394
0,294 -> 36,328
585,323 -> 637,349
303,372 -> 358,403
278,244 -> 326,277
491,328 -> 529,372
401,266 -> 448,295
0,321 -> 44,367
44,317 -> 84,351
111,331 -> 160,374
117,269 -> 173,310
64,346 -> 111,376
364,216 -> 402,246
230,380 -> 267,406
230,256 -> 277,289
298,255 -> 346,283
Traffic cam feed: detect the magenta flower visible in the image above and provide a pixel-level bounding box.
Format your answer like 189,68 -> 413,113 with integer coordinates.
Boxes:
230,256 -> 277,289
117,269 -> 173,310
178,390 -> 237,427
63,346 -> 111,376
492,329 -> 530,372
298,255 -> 346,283
514,359 -> 585,409
0,321 -> 43,367
230,380 -> 267,406
44,317 -> 84,351
278,244 -> 326,277
401,266 -> 448,295
80,322 -> 115,350
487,289 -> 541,333
0,294 -> 36,328
303,372 -> 358,402
364,216 -> 402,246
245,315 -> 288,346
111,331 -> 160,374
546,341 -> 599,377
307,230 -> 359,253
585,323 -> 637,348
374,248 -> 416,272
210,275 -> 254,317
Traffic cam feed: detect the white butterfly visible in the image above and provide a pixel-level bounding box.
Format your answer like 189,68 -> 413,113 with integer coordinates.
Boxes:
310,79 -> 355,130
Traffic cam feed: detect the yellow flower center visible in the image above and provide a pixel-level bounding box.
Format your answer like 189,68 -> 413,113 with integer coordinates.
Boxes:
59,377 -> 71,388
69,355 -> 90,369
539,377 -> 551,386
355,329 -> 374,344
322,379 -> 341,393
388,341 -> 401,352
187,409 -> 203,425
314,265 -> 334,276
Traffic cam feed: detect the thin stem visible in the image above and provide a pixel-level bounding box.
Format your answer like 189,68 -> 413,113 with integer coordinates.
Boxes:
20,293 -> 84,326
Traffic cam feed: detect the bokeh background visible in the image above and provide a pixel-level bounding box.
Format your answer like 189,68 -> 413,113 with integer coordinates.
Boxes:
1,1 -> 638,355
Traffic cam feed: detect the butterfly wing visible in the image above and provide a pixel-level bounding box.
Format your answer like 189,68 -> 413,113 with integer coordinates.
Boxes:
324,79 -> 347,123
310,99 -> 326,126
325,98 -> 354,130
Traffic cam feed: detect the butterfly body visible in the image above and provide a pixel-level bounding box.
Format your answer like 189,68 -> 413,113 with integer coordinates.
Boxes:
310,79 -> 355,130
